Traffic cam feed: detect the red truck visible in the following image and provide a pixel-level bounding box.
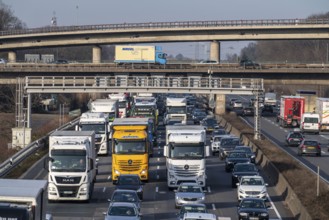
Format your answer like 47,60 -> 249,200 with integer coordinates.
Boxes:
277,96 -> 305,127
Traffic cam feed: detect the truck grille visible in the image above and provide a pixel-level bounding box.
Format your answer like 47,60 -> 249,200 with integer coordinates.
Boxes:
55,176 -> 81,184
57,186 -> 79,198
118,159 -> 142,172
173,165 -> 200,177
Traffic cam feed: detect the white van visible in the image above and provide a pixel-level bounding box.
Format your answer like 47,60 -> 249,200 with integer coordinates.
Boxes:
183,212 -> 217,220
300,112 -> 320,134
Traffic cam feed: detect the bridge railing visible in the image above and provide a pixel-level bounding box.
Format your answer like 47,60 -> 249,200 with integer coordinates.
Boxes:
0,117 -> 80,177
25,76 -> 264,91
1,18 -> 329,36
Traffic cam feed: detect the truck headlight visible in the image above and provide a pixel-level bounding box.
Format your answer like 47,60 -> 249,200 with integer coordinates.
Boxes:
140,169 -> 147,175
48,187 -> 56,192
80,187 -> 88,192
114,170 -> 121,175
169,172 -> 175,179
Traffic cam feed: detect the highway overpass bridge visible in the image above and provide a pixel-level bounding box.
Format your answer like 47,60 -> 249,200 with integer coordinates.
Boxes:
0,18 -> 329,63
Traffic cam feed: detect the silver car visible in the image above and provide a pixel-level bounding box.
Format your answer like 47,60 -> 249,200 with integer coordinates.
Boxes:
211,134 -> 231,156
237,176 -> 268,201
175,182 -> 205,209
104,202 -> 142,220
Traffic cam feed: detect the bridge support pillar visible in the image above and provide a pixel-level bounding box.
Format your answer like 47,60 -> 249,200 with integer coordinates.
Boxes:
215,94 -> 225,115
92,46 -> 102,63
8,51 -> 17,63
210,41 -> 220,63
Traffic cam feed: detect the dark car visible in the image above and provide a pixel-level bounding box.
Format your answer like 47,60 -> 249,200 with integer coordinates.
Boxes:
192,111 -> 208,124
237,198 -> 270,220
219,136 -> 242,160
297,139 -> 321,157
114,174 -> 144,200
224,151 -> 250,172
210,128 -> 228,141
201,118 -> 219,133
109,189 -> 141,211
240,60 -> 260,69
231,163 -> 259,187
286,130 -> 304,147
242,107 -> 254,116
54,59 -> 69,64
234,146 -> 256,163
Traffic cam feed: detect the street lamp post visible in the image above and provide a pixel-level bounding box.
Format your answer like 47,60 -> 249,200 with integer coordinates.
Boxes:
208,69 -> 213,88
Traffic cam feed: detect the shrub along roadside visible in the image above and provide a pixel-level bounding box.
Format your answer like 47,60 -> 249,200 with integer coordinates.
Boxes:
222,113 -> 329,219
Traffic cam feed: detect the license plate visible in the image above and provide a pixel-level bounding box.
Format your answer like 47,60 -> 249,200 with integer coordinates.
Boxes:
307,146 -> 315,149
293,139 -> 300,141
250,218 -> 259,220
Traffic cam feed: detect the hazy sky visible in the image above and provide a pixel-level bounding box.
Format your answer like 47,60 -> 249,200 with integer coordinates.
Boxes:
2,0 -> 329,59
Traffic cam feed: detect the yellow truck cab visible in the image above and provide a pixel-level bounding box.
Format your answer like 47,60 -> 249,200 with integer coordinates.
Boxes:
111,118 -> 152,182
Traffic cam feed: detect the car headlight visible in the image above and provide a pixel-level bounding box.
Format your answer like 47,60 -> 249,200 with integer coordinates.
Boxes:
251,155 -> 255,158
239,212 -> 248,217
239,189 -> 245,194
137,187 -> 142,192
260,213 -> 269,217
201,196 -> 205,200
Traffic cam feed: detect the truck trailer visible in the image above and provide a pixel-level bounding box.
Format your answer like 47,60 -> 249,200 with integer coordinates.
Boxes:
163,125 -> 210,189
0,179 -> 52,220
316,97 -> 329,131
164,97 -> 187,125
47,130 -> 96,202
277,96 -> 305,128
91,98 -> 119,124
114,45 -> 167,64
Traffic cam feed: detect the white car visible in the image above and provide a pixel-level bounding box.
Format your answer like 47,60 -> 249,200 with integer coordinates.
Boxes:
182,212 -> 216,220
236,176 -> 268,201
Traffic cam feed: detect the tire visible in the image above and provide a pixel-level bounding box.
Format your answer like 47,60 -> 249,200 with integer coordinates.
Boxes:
317,153 -> 321,157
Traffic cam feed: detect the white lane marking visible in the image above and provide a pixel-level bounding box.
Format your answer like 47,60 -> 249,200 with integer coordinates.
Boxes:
157,175 -> 159,180
320,135 -> 329,139
107,175 -> 111,180
155,186 -> 158,193
267,194 -> 282,220
217,217 -> 231,220
212,203 -> 216,210
157,165 -> 160,170
103,187 -> 106,193
157,158 -> 160,161
158,151 -> 160,154
207,186 -> 211,193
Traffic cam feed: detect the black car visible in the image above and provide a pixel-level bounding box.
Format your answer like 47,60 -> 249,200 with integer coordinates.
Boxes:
231,163 -> 259,187
234,146 -> 256,163
210,128 -> 228,141
114,174 -> 144,200
225,151 -> 250,172
192,111 -> 208,124
240,60 -> 260,69
219,136 -> 242,160
241,107 -> 254,116
237,198 -> 270,220
201,117 -> 219,133
286,130 -> 304,147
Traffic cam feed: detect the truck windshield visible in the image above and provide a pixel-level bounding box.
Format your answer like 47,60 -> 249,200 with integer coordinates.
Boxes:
118,101 -> 127,108
0,205 -> 30,220
132,106 -> 154,117
50,149 -> 87,172
108,112 -> 116,121
80,124 -> 105,134
169,143 -> 204,159
167,106 -> 186,114
114,140 -> 146,154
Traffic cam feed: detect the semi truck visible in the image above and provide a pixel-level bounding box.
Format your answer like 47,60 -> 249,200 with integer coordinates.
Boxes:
164,97 -> 187,125
90,98 -> 119,124
111,118 -> 154,183
47,130 -> 96,202
163,125 -> 210,189
0,179 -> 52,220
108,93 -> 131,118
131,96 -> 159,126
77,112 -> 109,155
114,45 -> 167,64
277,96 -> 305,127
316,98 -> 329,131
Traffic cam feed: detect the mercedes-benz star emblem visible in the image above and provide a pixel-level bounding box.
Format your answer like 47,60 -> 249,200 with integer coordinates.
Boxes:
184,164 -> 189,170
128,160 -> 132,165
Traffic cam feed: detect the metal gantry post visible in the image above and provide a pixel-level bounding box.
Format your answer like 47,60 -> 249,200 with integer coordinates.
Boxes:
254,91 -> 261,140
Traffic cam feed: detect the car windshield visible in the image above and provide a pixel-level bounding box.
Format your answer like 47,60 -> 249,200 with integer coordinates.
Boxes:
234,164 -> 257,172
204,119 -> 217,126
228,152 -> 247,158
112,192 -> 138,203
213,130 -> 226,135
241,178 -> 264,186
235,147 -> 252,153
290,133 -> 303,138
178,185 -> 202,193
303,141 -> 318,146
117,176 -> 140,185
108,206 -> 136,216
240,200 -> 265,209
221,138 -> 240,146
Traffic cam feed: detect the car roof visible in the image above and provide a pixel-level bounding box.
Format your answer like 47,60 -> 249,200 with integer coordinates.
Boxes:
241,175 -> 263,180
112,189 -> 139,194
